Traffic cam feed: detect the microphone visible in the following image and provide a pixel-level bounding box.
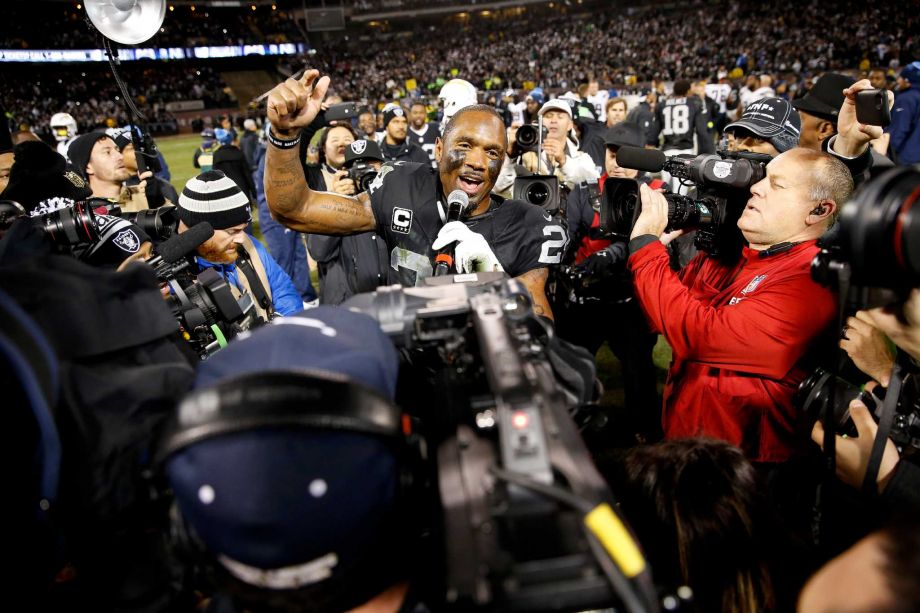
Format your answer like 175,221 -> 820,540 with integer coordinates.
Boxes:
433,190 -> 470,276
145,222 -> 214,276
615,146 -> 667,173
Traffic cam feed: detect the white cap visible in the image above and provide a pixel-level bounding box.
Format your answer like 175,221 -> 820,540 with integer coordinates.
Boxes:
538,99 -> 573,118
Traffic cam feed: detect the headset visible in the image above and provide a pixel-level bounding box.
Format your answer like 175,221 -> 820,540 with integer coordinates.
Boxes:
156,369 -> 432,611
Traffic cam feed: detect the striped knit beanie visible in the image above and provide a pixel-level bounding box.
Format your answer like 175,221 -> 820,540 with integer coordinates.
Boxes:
178,170 -> 251,230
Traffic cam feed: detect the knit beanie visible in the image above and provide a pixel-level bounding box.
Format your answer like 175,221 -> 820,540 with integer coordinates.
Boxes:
0,141 -> 92,212
382,106 -> 406,129
178,170 -> 251,230
67,131 -> 113,180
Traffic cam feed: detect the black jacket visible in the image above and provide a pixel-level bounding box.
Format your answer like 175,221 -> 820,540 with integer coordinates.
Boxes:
213,145 -> 256,201
380,140 -> 431,165
303,165 -> 389,304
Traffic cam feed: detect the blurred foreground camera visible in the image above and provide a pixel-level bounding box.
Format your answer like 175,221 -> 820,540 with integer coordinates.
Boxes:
811,166 -> 920,307
796,367 -> 920,450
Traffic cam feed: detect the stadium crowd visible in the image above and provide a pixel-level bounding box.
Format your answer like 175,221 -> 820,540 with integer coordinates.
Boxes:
2,1 -> 920,612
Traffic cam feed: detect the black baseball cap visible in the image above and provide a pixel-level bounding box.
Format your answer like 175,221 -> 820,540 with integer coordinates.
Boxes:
604,123 -> 644,149
791,73 -> 855,122
344,139 -> 384,166
725,97 -> 801,153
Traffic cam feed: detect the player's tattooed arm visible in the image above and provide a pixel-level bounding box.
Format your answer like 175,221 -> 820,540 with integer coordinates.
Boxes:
265,146 -> 375,234
516,267 -> 553,321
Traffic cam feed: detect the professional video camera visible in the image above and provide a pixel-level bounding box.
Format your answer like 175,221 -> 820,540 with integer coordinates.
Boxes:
0,198 -> 100,246
346,161 -> 379,194
811,166 -> 920,308
598,146 -> 769,258
92,199 -> 179,242
342,276 -> 661,613
511,119 -> 566,215
796,367 -> 920,451
145,224 -> 263,359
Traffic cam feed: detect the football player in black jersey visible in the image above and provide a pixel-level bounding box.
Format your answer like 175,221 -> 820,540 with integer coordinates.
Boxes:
407,101 -> 439,167
264,70 -> 566,319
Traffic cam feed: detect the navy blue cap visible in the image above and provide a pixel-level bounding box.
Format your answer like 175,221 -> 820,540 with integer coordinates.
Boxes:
163,308 -> 404,590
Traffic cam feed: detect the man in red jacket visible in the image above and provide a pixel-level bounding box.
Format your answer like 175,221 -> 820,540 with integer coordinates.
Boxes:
627,147 -> 853,462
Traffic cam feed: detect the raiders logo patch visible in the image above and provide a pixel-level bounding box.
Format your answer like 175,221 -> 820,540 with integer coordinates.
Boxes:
391,207 -> 413,234
113,229 -> 141,253
351,140 -> 367,155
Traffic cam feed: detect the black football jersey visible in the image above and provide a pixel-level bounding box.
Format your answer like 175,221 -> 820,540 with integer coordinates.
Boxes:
407,122 -> 439,165
656,96 -> 713,152
368,162 -> 568,287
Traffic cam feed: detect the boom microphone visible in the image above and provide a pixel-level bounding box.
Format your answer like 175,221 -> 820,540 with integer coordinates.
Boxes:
156,222 -> 214,263
433,190 -> 470,276
614,146 -> 667,173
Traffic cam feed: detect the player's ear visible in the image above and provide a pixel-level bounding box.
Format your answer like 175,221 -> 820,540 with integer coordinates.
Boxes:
434,137 -> 442,165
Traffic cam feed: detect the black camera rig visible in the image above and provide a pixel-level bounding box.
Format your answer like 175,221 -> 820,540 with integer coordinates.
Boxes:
343,276 -> 660,612
599,147 -> 769,259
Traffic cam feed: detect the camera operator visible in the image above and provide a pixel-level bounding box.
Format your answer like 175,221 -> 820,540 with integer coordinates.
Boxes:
558,122 -> 665,438
66,131 -> 167,212
380,106 -> 430,166
264,71 -> 564,319
811,287 -> 920,509
177,170 -> 301,319
516,99 -> 600,189
159,308 -> 430,613
628,147 -> 853,463
107,127 -> 179,204
307,138 -> 389,305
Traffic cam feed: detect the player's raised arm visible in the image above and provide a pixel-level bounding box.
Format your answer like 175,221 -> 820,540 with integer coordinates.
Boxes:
264,69 -> 376,235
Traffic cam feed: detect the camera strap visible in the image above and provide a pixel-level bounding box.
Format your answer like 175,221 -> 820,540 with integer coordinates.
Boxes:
235,249 -> 274,319
861,357 -> 907,497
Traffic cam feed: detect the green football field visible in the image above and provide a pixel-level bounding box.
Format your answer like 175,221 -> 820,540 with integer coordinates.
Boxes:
157,133 -> 206,195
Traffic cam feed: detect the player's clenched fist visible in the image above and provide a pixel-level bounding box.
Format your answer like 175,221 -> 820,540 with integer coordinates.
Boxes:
266,69 -> 331,136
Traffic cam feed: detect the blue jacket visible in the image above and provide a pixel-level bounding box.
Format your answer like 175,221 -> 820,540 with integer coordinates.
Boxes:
196,235 -> 302,316
888,86 -> 920,165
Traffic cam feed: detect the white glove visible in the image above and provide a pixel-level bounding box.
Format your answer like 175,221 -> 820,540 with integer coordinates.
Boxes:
431,221 -> 504,274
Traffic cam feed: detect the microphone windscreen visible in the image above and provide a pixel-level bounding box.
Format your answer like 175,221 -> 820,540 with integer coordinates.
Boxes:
157,222 -> 214,263
447,189 -> 470,214
616,146 -> 667,173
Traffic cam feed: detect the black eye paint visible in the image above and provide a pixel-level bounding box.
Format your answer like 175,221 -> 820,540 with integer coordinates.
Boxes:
487,157 -> 502,181
445,148 -> 466,171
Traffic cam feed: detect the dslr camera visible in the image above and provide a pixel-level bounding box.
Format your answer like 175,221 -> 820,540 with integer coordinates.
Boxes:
346,161 -> 379,194
0,198 -> 101,246
598,147 -> 769,259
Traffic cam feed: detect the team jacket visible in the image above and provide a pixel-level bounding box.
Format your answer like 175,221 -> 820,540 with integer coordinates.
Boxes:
628,238 -> 836,462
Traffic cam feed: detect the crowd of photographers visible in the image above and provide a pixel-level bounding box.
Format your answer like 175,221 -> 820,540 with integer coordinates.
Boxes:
4,7 -> 920,613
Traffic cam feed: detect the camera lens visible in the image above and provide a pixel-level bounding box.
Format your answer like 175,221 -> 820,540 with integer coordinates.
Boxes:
795,368 -> 871,435
359,171 -> 378,193
525,181 -> 550,206
41,201 -> 100,246
838,166 -> 920,287
516,124 -> 538,149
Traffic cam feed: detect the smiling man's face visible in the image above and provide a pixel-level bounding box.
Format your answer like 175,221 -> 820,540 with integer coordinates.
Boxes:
435,110 -> 507,212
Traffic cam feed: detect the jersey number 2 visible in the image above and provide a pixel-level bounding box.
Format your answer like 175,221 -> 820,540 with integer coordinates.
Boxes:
539,225 -> 568,264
